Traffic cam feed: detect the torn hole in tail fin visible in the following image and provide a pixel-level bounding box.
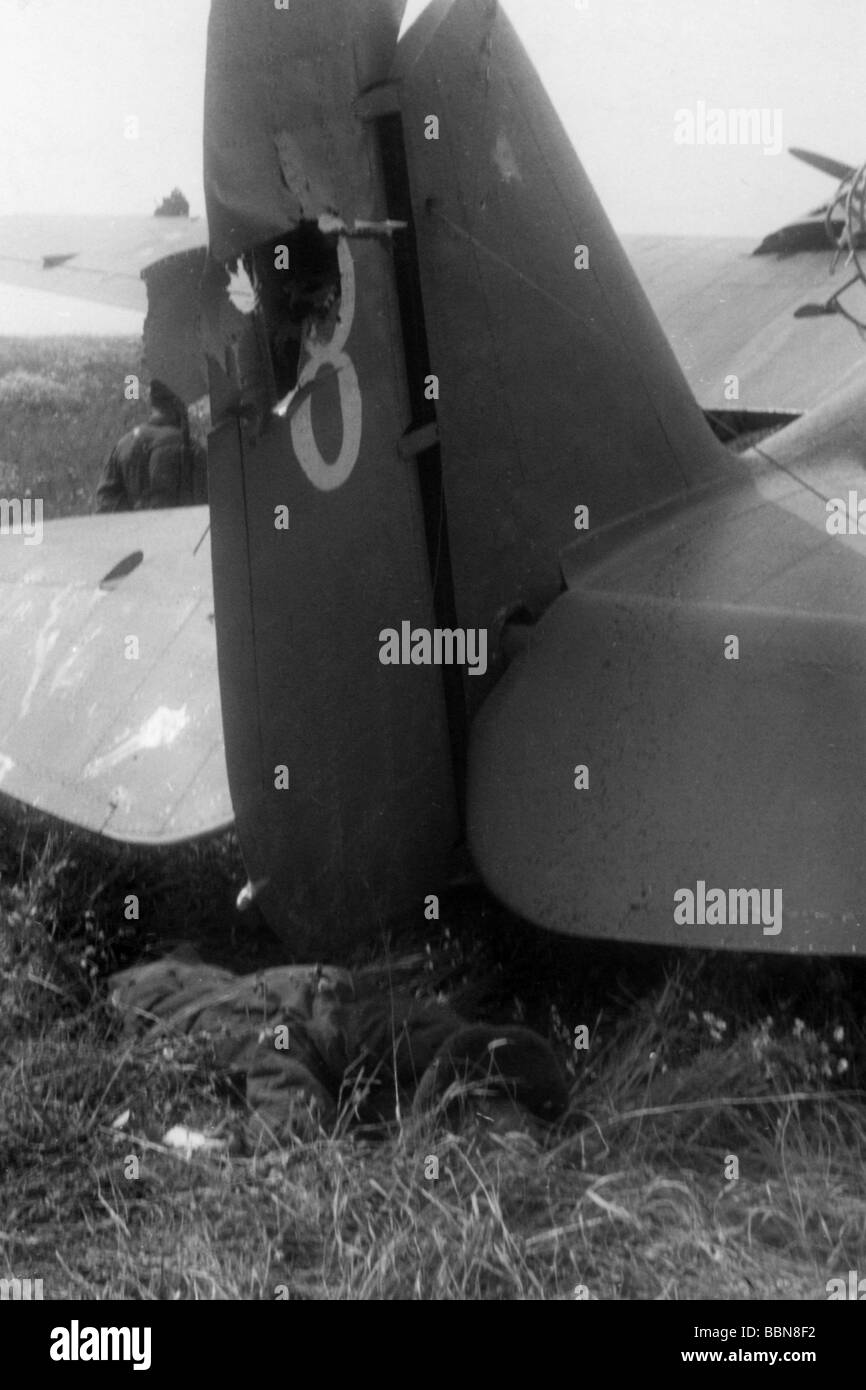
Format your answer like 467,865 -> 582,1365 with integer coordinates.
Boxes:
203,221 -> 343,429
246,220 -> 342,405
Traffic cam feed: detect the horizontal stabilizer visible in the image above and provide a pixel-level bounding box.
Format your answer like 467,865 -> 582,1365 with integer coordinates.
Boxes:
469,380 -> 866,954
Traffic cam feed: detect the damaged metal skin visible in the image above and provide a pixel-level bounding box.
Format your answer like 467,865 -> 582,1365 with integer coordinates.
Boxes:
199,223 -> 343,435
199,218 -> 409,434
200,252 -> 272,430
201,0 -> 458,953
141,239 -> 267,426
141,248 -> 209,407
200,0 -> 410,436
139,1 -> 412,440
246,222 -> 342,407
203,0 -> 407,264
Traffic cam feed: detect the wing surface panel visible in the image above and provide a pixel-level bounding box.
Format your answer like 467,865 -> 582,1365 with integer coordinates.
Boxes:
0,507 -> 230,842
623,234 -> 866,412
468,388 -> 866,952
0,215 -> 208,315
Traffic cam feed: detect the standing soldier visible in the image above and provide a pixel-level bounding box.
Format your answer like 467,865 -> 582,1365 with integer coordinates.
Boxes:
95,379 -> 207,512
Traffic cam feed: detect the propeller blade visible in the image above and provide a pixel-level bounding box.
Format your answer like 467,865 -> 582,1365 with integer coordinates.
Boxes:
789,147 -> 856,181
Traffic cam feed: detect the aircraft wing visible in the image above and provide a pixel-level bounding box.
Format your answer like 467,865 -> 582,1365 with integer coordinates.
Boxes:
0,214 -> 208,316
622,233 -> 866,413
0,506 -> 231,843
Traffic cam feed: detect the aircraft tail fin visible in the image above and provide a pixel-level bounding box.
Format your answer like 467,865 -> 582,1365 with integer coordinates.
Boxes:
201,0 -> 461,951
199,0 -> 734,951
394,0 -> 731,660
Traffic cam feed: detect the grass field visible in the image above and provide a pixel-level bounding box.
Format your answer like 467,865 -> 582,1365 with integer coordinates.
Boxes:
1,337 -> 865,1301
0,337 -> 144,516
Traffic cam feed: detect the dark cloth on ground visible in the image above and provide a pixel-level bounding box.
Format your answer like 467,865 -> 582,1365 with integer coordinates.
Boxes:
109,954 -> 569,1146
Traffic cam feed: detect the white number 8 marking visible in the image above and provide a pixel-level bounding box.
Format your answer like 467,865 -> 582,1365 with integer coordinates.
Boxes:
290,238 -> 362,491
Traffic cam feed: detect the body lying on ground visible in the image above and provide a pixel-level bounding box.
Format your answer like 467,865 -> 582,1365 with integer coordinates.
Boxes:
109,952 -> 569,1147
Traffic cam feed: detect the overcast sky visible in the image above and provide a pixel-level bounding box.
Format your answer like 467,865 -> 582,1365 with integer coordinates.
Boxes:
0,0 -> 862,329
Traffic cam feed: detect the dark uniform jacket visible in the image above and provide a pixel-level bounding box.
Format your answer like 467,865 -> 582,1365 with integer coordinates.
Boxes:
95,410 -> 207,513
109,954 -> 569,1146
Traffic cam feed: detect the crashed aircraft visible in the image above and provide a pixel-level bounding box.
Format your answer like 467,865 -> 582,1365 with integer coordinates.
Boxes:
3,0 -> 866,961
